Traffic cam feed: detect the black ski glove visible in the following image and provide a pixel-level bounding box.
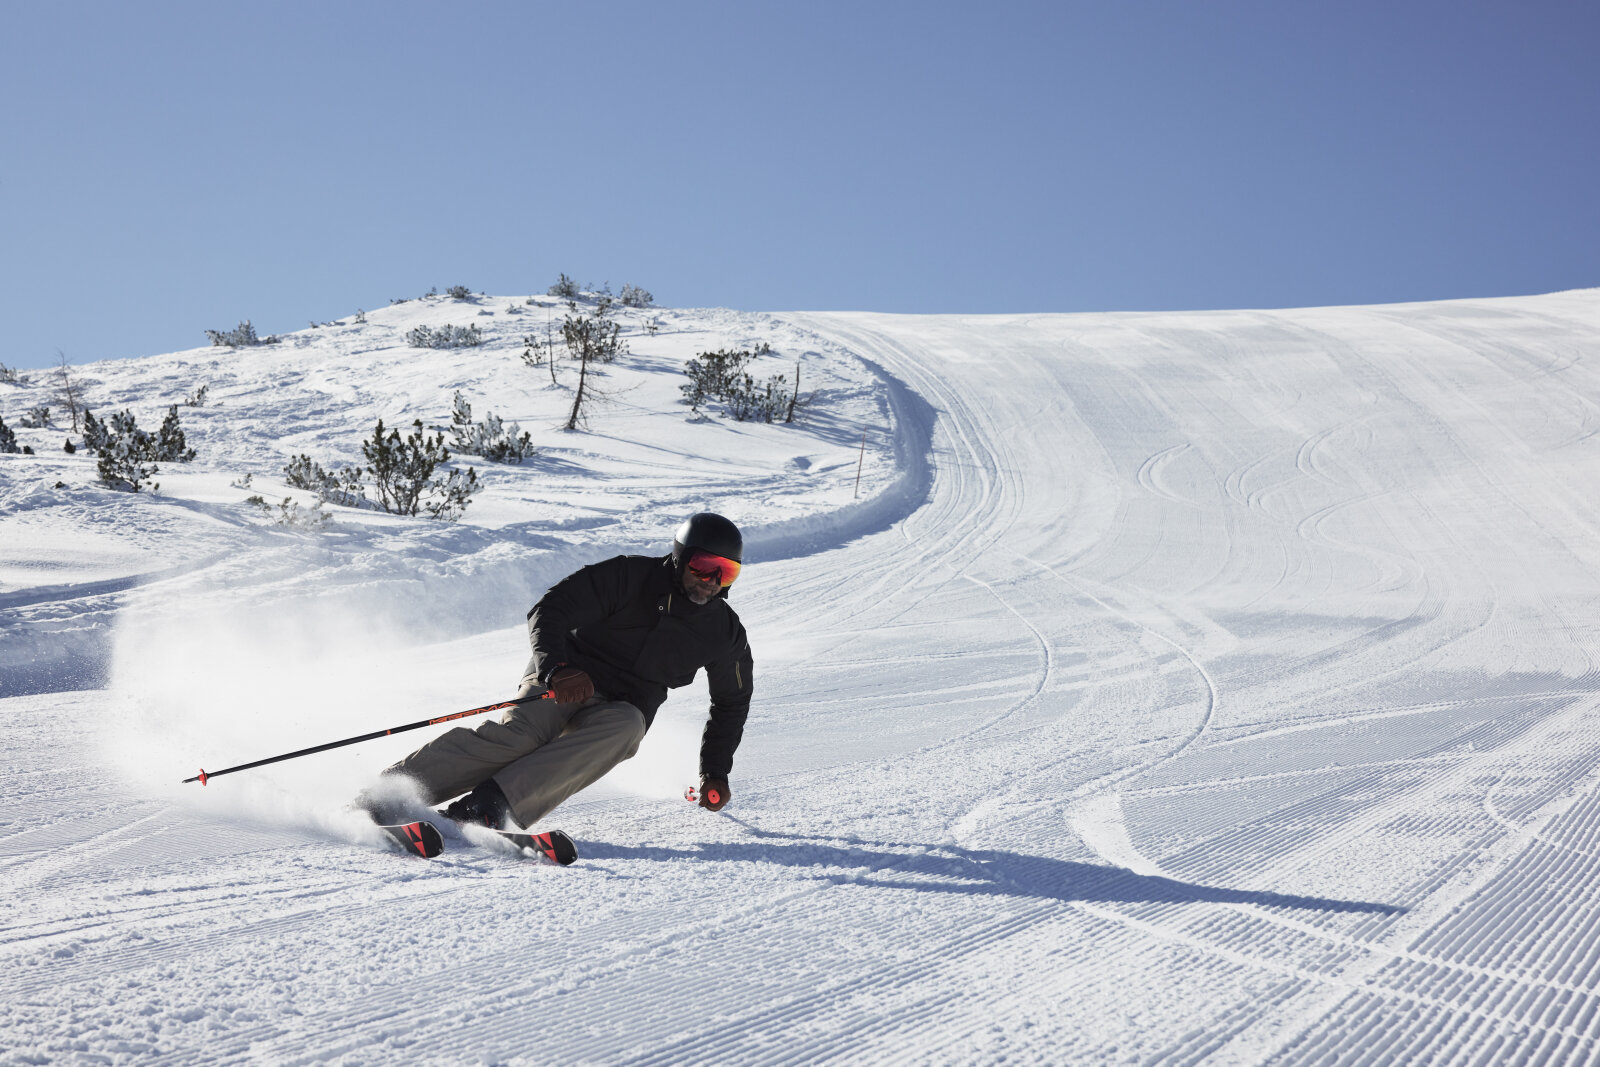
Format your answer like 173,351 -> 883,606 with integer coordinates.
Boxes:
698,776 -> 730,811
548,666 -> 594,705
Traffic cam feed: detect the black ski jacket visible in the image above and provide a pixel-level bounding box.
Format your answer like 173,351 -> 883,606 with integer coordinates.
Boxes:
524,554 -> 754,778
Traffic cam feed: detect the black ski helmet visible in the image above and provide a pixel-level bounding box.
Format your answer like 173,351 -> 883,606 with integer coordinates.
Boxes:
672,512 -> 743,564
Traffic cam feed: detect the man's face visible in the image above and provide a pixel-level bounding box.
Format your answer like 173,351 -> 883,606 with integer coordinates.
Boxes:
681,551 -> 740,605
682,564 -> 722,604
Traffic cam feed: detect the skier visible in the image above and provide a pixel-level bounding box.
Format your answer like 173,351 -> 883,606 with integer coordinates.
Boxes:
363,512 -> 753,832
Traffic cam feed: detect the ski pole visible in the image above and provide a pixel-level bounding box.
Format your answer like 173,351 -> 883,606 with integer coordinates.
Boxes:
182,690 -> 554,786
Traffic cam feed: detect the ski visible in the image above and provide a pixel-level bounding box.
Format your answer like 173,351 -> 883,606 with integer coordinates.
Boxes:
378,820 -> 444,858
431,807 -> 579,864
482,826 -> 580,866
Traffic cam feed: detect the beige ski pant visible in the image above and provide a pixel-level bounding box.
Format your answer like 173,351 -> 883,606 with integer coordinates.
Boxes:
384,694 -> 647,828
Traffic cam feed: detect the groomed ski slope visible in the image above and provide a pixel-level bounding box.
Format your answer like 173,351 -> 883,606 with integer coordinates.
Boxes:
5,288 -> 1600,1064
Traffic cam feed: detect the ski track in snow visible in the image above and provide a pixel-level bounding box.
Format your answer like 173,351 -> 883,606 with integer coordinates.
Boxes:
4,291 -> 1600,1063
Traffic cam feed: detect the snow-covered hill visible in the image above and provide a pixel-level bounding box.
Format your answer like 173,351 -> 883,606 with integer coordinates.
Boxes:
4,288 -> 1600,1064
0,295 -> 903,695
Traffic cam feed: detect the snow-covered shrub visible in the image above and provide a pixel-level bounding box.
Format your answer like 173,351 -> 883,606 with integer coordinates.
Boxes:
80,410 -> 109,453
283,455 -> 367,508
205,320 -> 277,347
548,273 -> 580,299
185,384 -> 209,407
363,418 -> 442,514
730,374 -> 795,423
282,497 -> 331,528
449,392 -> 535,463
19,406 -> 50,428
282,456 -> 319,490
85,406 -> 194,491
0,417 -> 18,454
0,363 -> 27,384
446,285 -> 473,300
154,405 -> 197,462
680,348 -> 753,416
620,283 -> 653,308
448,391 -> 473,439
562,299 -> 627,366
250,495 -> 332,530
52,357 -> 84,432
680,347 -> 802,422
406,324 -> 483,349
361,418 -> 480,519
95,410 -> 159,492
425,468 -> 480,521
559,300 -> 627,431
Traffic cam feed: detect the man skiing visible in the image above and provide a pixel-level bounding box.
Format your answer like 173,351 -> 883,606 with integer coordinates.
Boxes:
366,512 -> 753,832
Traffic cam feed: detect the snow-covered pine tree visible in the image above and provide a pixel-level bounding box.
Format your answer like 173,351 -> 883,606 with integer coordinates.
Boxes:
425,468 -> 480,521
680,348 -> 753,416
154,405 -> 196,462
449,391 -> 475,452
283,455 -> 366,508
205,321 -> 276,347
81,410 -> 108,453
406,324 -> 482,349
449,391 -> 535,463
560,299 -> 626,431
96,410 -> 159,492
361,418 -> 480,519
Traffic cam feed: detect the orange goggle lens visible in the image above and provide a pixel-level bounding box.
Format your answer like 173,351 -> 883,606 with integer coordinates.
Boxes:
687,551 -> 741,586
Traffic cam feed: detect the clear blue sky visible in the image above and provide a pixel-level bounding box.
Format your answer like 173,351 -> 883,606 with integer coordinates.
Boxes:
3,1 -> 1596,368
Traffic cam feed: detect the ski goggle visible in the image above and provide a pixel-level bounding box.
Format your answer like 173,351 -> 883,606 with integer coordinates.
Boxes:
686,550 -> 741,586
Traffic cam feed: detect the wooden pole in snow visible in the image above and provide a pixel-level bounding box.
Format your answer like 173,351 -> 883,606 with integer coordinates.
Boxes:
854,430 -> 867,499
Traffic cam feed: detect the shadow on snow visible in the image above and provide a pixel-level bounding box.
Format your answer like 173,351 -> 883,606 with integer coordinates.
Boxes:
581,832 -> 1405,916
